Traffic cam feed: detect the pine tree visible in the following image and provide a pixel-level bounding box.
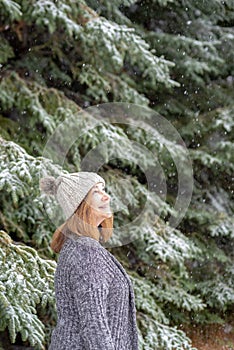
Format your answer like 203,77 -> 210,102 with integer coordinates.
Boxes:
0,0 -> 233,349
0,230 -> 56,349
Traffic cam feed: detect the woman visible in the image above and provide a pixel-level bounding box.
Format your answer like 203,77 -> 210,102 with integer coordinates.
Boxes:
40,171 -> 139,350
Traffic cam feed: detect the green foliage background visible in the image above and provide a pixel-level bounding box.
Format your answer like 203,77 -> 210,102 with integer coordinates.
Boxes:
0,0 -> 233,349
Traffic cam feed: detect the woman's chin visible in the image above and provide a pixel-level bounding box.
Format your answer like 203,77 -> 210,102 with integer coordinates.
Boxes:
101,209 -> 112,219
103,210 -> 112,218
94,207 -> 112,219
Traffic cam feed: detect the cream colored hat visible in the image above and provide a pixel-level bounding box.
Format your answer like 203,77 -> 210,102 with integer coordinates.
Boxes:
39,172 -> 105,220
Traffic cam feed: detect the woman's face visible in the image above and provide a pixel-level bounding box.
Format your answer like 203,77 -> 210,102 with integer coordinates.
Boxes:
87,182 -> 112,220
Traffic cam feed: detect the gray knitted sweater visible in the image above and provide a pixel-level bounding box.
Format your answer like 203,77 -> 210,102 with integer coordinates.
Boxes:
49,233 -> 139,350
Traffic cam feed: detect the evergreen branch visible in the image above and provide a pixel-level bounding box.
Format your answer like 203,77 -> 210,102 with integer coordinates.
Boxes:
0,0 -> 22,22
0,230 -> 56,348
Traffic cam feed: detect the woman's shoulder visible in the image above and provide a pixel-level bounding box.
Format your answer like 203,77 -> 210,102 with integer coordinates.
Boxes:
59,234 -> 111,269
60,236 -> 115,287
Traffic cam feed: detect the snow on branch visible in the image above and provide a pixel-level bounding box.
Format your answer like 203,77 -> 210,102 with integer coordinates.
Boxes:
0,230 -> 56,348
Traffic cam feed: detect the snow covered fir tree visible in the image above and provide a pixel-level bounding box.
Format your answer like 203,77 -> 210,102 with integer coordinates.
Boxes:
0,0 -> 234,349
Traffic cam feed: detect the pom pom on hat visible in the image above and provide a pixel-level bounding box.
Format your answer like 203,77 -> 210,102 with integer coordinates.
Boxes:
39,176 -> 62,196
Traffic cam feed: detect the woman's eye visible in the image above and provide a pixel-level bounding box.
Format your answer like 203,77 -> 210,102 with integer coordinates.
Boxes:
94,188 -> 105,194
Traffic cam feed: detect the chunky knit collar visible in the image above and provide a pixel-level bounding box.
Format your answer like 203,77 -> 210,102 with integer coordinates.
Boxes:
65,231 -> 103,248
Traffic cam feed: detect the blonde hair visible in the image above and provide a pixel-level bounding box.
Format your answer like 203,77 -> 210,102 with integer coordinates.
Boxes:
50,190 -> 113,253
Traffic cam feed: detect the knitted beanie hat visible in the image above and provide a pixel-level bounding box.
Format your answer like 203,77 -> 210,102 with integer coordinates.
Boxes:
39,172 -> 105,220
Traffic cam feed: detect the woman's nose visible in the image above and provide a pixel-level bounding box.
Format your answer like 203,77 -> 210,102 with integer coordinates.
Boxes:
102,192 -> 110,202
